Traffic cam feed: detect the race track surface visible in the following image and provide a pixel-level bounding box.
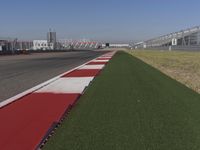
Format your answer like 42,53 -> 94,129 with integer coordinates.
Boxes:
0,51 -> 106,101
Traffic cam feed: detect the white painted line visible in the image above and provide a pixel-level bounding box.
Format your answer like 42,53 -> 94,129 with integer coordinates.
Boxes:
92,60 -> 109,62
103,54 -> 114,56
101,55 -> 113,57
98,57 -> 112,59
36,77 -> 94,94
97,58 -> 110,60
0,53 -> 110,108
78,65 -> 105,70
0,76 -> 62,108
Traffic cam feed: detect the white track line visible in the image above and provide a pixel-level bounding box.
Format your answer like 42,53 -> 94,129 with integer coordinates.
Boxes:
36,77 -> 94,94
92,60 -> 109,62
98,57 -> 112,59
78,65 -> 105,70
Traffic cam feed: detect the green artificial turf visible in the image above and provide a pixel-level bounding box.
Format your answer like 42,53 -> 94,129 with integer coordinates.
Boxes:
44,51 -> 200,150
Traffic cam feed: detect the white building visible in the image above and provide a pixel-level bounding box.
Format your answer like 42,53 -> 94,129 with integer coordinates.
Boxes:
33,40 -> 54,50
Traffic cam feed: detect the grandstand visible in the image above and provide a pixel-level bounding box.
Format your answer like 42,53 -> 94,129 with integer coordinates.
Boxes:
59,39 -> 101,49
134,26 -> 200,50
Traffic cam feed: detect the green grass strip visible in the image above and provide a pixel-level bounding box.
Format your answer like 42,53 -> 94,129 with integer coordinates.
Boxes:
44,51 -> 200,150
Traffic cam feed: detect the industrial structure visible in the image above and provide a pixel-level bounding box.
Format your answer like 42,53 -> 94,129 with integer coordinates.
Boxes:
134,26 -> 200,50
0,37 -> 33,52
47,29 -> 57,49
0,38 -> 16,51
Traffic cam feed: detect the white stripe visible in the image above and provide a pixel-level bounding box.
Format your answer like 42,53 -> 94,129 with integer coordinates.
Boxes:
78,65 -> 105,70
102,55 -> 113,57
92,60 -> 109,62
36,77 -> 94,94
98,57 -> 112,59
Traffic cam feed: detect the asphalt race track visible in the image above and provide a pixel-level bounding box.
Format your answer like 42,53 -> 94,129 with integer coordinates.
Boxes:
0,51 -> 106,102
0,52 -> 114,150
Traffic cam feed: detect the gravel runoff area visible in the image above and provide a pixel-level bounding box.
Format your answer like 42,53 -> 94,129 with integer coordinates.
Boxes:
129,50 -> 200,94
0,51 -> 106,101
44,51 -> 200,150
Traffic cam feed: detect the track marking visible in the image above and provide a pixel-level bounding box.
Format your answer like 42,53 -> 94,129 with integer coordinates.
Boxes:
36,77 -> 94,94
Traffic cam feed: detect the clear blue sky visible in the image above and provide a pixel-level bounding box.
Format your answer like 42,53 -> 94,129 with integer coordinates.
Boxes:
0,0 -> 200,42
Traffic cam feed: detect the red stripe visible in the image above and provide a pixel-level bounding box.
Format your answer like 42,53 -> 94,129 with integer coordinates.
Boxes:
62,69 -> 101,77
0,93 -> 80,150
96,58 -> 110,60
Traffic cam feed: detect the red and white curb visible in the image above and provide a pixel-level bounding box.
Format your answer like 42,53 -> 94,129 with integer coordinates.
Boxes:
0,51 -> 116,150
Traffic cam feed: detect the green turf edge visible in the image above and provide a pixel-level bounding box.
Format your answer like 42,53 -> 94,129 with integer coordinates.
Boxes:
43,51 -> 200,150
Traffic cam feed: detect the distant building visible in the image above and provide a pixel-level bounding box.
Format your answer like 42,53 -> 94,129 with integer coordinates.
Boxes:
33,30 -> 57,50
33,40 -> 53,50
